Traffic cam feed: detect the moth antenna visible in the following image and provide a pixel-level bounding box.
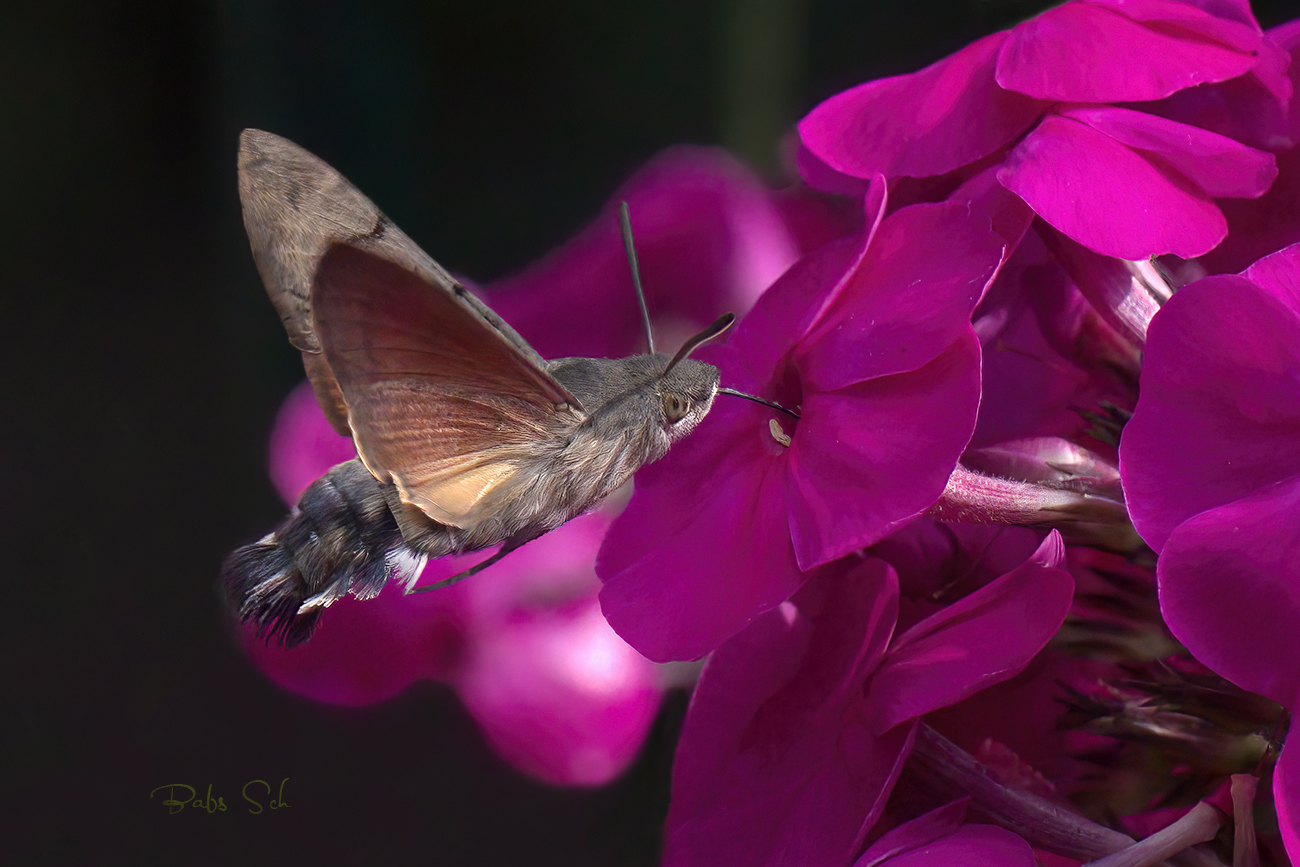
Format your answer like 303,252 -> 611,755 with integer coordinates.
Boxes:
718,387 -> 801,419
664,313 -> 736,375
620,201 -> 655,355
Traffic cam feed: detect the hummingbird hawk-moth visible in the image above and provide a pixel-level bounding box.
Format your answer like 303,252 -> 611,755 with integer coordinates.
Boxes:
224,130 -> 750,646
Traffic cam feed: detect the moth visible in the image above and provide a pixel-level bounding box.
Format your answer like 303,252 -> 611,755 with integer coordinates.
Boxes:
225,130 -> 776,647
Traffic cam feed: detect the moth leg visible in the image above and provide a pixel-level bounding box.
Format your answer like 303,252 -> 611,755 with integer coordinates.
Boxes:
407,532 -> 541,593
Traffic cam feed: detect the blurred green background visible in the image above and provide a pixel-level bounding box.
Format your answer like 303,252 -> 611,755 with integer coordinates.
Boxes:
3,1 -> 1292,864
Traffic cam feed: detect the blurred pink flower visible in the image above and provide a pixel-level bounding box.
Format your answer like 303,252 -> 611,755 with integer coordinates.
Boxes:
245,381 -> 661,786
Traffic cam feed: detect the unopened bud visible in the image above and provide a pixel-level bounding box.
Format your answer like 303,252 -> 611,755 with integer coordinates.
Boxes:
1038,223 -> 1173,346
962,437 -> 1122,500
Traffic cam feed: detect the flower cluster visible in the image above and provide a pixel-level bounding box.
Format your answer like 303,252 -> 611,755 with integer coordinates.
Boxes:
237,0 -> 1300,860
590,0 -> 1299,863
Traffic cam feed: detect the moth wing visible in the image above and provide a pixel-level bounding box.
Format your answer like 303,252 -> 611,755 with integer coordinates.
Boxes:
237,128 -> 553,435
312,242 -> 585,528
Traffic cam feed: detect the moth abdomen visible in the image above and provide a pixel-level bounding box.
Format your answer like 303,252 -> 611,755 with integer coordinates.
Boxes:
222,459 -> 429,647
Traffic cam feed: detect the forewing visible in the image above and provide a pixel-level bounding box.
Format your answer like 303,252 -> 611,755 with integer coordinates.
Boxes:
237,128 -> 555,434
313,243 -> 585,528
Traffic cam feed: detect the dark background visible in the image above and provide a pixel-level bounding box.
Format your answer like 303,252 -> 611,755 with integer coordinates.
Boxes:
3,1 -> 1292,864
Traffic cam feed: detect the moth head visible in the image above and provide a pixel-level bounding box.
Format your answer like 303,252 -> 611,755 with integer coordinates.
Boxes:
653,312 -> 732,440
656,358 -> 721,441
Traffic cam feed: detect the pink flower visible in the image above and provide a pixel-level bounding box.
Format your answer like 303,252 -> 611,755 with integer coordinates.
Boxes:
799,0 -> 1285,260
661,533 -> 1073,867
1120,242 -> 1300,859
598,179 -> 1004,662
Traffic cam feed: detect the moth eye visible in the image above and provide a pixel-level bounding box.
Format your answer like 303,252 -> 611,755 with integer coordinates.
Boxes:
662,393 -> 690,424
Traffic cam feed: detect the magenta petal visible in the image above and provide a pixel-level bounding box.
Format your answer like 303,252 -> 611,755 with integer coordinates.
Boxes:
598,401 -> 803,662
455,598 -> 660,786
732,180 -> 887,382
267,379 -> 358,505
864,532 -> 1074,734
668,711 -> 915,867
1121,277 -> 1300,551
999,114 -> 1227,258
1278,744 -> 1300,865
1246,28 -> 1295,105
786,335 -> 983,568
855,800 -> 968,866
1088,0 -> 1257,29
800,31 -> 1047,180
1137,59 -> 1293,154
871,825 -> 1036,867
1273,20 -> 1300,123
1256,28 -> 1295,99
996,2 -> 1257,102
730,235 -> 866,384
1273,17 -> 1300,48
796,141 -> 870,197
1203,146 -> 1300,274
1242,242 -> 1300,311
872,520 -> 1048,604
799,202 -> 1002,390
947,165 -> 1037,264
1116,4 -> 1264,56
1158,474 -> 1300,709
664,559 -> 913,867
971,229 -> 1136,446
1058,106 -> 1276,198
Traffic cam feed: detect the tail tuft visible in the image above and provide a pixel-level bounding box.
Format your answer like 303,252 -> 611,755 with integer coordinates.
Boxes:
222,533 -> 324,646
222,460 -> 424,647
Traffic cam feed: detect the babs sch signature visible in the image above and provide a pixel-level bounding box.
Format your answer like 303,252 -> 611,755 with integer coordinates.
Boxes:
149,778 -> 290,814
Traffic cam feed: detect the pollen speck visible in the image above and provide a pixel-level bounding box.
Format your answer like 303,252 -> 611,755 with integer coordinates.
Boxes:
769,418 -> 792,448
